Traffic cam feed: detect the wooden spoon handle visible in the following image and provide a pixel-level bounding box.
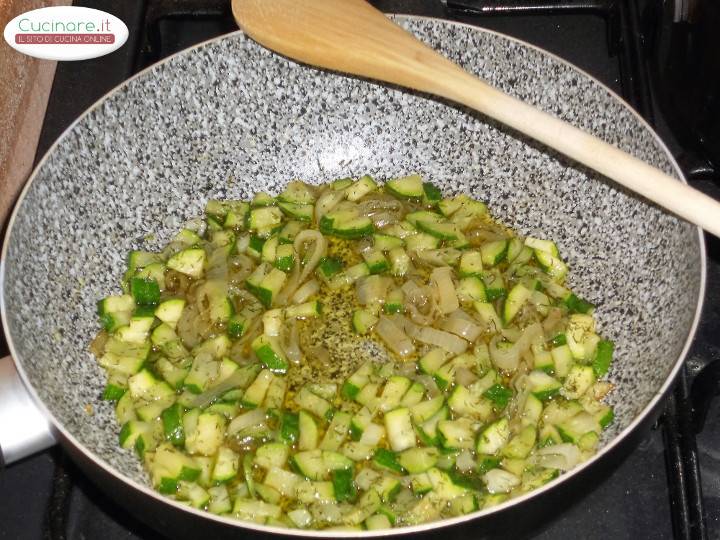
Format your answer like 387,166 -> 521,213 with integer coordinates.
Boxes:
234,0 -> 720,237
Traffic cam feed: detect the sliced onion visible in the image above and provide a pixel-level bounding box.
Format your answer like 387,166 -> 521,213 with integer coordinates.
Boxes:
395,315 -> 467,354
291,279 -> 319,304
401,280 -> 426,303
441,316 -> 481,342
262,309 -> 283,337
406,302 -> 436,326
455,366 -> 478,386
430,267 -> 459,315
294,229 -> 328,283
456,450 -> 476,472
542,306 -> 564,333
356,275 -> 391,306
282,320 -> 303,364
490,323 -> 543,372
414,374 -> 441,397
227,408 -> 267,435
533,443 -> 581,471
369,211 -> 400,228
483,469 -> 521,494
191,365 -> 252,408
396,361 -> 418,378
274,263 -> 301,307
376,316 -> 415,358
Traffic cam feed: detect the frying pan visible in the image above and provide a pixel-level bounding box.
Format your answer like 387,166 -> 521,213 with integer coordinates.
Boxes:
0,16 -> 706,539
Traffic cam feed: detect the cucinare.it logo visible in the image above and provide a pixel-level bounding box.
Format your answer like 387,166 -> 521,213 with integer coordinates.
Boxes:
3,6 -> 128,61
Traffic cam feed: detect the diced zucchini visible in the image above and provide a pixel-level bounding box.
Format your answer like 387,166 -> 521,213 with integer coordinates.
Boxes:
474,301 -> 503,331
365,513 -> 392,530
154,298 -> 185,329
212,446 -> 240,483
242,369 -> 274,408
278,180 -> 316,205
476,418 -> 510,455
458,251 -> 483,277
480,240 -> 508,267
341,362 -> 374,400
551,344 -> 574,378
294,387 -> 333,421
397,447 -> 439,474
362,250 -> 390,274
563,365 -> 596,399
274,243 -> 295,272
128,250 -> 161,272
298,410 -> 319,451
438,418 -> 475,450
150,444 -> 201,493
346,174 -> 377,201
352,309 -> 378,335
527,370 -> 563,401
503,283 -> 531,323
248,206 -> 283,231
385,174 -> 424,199
264,467 -> 301,497
373,448 -> 405,474
399,382 -> 425,407
416,218 -> 461,241
534,249 -> 568,281
410,395 -> 445,424
278,201 -> 313,221
207,485 -> 232,515
502,426 -> 537,459
184,412 -> 225,456
255,442 -> 290,470
317,257 -> 344,280
320,411 -> 351,451
593,339 -> 614,377
331,467 -> 357,502
405,233 -> 440,251
373,234 -> 404,251
384,408 -> 416,452
167,248 -> 206,279
456,276 -> 487,303
233,499 -> 282,520
418,348 -> 448,375
161,403 -> 185,447
252,334 -> 289,374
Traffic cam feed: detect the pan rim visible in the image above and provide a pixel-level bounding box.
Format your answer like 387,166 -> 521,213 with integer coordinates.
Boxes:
0,14 -> 707,538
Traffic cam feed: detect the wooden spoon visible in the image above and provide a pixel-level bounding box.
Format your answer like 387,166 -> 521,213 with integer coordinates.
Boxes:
232,0 -> 720,237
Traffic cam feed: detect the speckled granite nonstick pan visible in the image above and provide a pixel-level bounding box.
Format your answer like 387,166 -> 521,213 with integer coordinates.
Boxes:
0,15 -> 706,539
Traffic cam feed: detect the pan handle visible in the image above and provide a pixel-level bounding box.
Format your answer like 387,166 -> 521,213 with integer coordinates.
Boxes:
0,356 -> 56,465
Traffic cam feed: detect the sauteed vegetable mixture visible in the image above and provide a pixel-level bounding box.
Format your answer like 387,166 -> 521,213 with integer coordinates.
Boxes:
92,175 -> 615,530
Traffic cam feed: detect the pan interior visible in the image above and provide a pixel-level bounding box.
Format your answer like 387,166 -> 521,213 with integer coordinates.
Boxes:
2,17 -> 701,509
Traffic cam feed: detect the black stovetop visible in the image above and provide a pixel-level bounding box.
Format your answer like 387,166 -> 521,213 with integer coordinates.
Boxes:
1,1 -> 719,539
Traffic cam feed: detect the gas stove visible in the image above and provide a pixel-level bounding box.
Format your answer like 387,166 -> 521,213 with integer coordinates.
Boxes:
1,1 -> 718,539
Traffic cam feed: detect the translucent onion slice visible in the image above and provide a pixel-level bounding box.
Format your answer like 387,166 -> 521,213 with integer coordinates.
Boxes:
533,443 -> 582,471
227,408 -> 267,435
430,266 -> 459,315
282,319 -> 303,364
191,365 -> 252,408
489,322 -> 543,372
294,229 -> 328,283
291,279 -> 320,304
356,275 -> 391,306
441,316 -> 481,342
455,366 -> 478,387
456,449 -> 476,472
376,316 -> 415,358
